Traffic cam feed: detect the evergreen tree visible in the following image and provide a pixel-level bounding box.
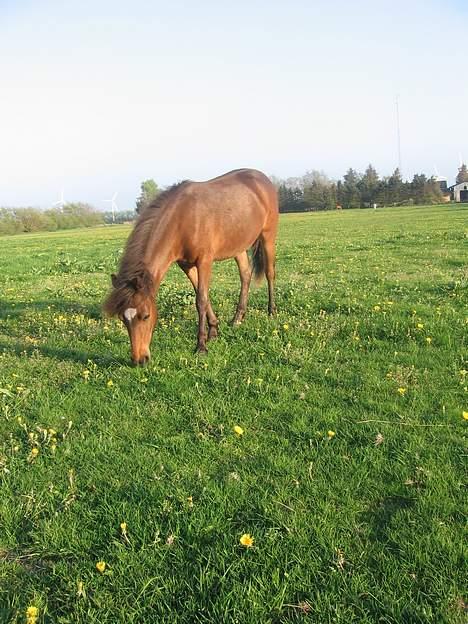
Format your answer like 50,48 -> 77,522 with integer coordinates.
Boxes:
342,168 -> 361,208
278,184 -> 306,212
386,168 -> 404,205
358,164 -> 379,206
410,173 -> 427,204
302,171 -> 337,211
456,163 -> 468,184
336,180 -> 344,207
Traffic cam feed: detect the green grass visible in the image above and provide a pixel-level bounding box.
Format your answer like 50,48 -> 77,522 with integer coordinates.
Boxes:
0,204 -> 466,623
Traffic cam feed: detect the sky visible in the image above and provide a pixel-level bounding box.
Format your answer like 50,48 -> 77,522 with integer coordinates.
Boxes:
1,0 -> 467,210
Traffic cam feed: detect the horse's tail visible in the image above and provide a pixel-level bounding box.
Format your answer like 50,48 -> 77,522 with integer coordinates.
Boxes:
251,238 -> 265,284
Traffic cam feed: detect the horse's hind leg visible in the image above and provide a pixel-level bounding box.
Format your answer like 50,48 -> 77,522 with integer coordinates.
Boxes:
262,234 -> 277,316
194,259 -> 214,353
232,251 -> 252,325
178,262 -> 219,342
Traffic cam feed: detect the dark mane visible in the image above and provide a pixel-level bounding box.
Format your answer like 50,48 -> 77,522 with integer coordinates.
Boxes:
143,180 -> 190,214
103,180 -> 190,316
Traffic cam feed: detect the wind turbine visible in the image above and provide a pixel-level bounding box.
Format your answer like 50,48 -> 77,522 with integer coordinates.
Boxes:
53,189 -> 65,211
103,192 -> 118,223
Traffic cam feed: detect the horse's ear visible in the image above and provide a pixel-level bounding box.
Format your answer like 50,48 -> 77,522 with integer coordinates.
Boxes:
123,271 -> 153,293
111,273 -> 119,288
131,270 -> 153,293
127,277 -> 139,290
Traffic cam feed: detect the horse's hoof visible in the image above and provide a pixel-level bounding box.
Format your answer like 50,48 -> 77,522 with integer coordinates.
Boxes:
196,345 -> 208,355
208,328 -> 218,340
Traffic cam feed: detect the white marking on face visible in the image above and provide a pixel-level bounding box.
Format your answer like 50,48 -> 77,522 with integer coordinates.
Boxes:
124,307 -> 137,322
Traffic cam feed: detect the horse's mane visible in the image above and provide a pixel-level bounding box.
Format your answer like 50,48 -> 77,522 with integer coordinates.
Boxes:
103,180 -> 190,316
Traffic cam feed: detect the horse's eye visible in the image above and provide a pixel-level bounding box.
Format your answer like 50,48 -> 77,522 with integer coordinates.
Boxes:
142,313 -> 150,321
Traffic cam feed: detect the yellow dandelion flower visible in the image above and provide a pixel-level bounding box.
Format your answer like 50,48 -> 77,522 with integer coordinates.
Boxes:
233,425 -> 244,436
96,560 -> 106,573
426,337 -> 432,344
120,522 -> 127,533
463,411 -> 468,420
327,430 -> 336,439
283,323 -> 289,330
417,323 -> 424,329
30,447 -> 39,457
397,387 -> 407,396
106,380 -> 113,387
187,495 -> 194,508
373,305 -> 381,312
26,605 -> 39,624
240,533 -> 254,547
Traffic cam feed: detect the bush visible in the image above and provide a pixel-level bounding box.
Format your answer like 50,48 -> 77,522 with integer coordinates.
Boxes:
0,203 -> 104,236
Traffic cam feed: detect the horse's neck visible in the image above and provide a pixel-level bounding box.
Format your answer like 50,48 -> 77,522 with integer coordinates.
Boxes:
143,213 -> 175,288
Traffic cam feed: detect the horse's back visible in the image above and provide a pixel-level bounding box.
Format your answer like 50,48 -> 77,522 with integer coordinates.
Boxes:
206,168 -> 272,186
190,168 -> 277,216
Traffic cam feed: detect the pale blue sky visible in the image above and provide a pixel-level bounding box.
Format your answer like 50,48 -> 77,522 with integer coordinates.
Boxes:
1,0 -> 466,209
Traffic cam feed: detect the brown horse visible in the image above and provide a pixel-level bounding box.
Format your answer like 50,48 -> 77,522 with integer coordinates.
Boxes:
103,168 -> 278,365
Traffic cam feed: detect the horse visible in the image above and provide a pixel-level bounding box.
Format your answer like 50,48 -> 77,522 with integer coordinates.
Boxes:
103,168 -> 279,365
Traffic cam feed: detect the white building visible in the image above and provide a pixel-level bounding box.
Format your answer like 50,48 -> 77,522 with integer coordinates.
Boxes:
448,182 -> 468,202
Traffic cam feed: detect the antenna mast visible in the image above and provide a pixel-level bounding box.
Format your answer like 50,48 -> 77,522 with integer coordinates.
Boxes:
396,95 -> 402,176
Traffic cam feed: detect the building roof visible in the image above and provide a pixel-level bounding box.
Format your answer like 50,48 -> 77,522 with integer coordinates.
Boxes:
448,182 -> 468,190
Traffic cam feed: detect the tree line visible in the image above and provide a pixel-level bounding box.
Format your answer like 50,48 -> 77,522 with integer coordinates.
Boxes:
0,203 -> 104,236
274,164 -> 468,213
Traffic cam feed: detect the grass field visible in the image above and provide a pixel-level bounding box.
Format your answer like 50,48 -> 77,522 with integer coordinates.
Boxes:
0,204 -> 466,623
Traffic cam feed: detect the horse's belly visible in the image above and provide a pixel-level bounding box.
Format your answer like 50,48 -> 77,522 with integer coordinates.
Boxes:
213,235 -> 258,261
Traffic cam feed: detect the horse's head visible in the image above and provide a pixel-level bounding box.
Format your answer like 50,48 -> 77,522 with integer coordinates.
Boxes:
104,269 -> 157,366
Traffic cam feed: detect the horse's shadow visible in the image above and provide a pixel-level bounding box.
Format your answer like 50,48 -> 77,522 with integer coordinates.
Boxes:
0,338 -> 126,367
0,298 -> 127,367
360,494 -> 415,556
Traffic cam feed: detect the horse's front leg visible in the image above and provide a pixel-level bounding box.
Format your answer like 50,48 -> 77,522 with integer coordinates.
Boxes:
195,259 -> 213,353
178,262 -> 219,340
